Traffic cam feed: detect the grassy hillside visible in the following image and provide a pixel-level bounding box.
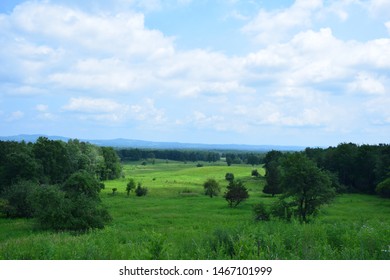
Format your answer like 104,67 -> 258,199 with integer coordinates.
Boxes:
0,160 -> 389,260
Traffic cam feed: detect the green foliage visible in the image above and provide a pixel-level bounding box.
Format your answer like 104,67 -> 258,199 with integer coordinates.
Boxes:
135,183 -> 148,196
32,171 -> 110,231
33,137 -> 72,183
32,185 -> 73,230
279,153 -> 336,223
100,147 -> 122,180
126,178 -> 136,196
270,199 -> 294,222
32,185 -> 111,231
251,169 -> 260,177
263,160 -> 282,197
223,180 -> 249,207
0,160 -> 390,260
1,180 -> 38,218
225,172 -> 234,182
253,202 -> 270,221
305,143 -> 390,194
203,178 -> 220,198
62,170 -> 101,199
376,178 -> 390,198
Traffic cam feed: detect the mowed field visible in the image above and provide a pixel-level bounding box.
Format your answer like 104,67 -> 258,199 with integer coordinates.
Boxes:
0,160 -> 389,260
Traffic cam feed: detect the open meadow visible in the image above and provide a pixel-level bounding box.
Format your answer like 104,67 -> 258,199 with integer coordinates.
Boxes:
0,160 -> 389,260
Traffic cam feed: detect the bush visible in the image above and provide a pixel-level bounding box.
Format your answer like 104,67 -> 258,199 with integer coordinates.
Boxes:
135,183 -> 148,196
225,173 -> 234,182
253,202 -> 270,221
32,185 -> 111,231
126,178 -> 136,196
251,169 -> 260,177
1,180 -> 38,218
376,178 -> 390,198
32,171 -> 111,231
203,179 -> 220,198
270,200 -> 294,222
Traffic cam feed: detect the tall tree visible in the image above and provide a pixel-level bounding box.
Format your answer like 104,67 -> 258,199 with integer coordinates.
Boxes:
263,160 -> 282,196
279,153 -> 336,223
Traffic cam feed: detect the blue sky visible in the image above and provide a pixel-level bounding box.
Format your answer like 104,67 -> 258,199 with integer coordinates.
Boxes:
1,0 -> 390,146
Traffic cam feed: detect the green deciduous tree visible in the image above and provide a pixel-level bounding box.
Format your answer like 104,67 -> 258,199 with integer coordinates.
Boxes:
279,153 -> 336,223
223,180 -> 249,207
203,178 -> 220,198
1,180 -> 38,218
225,172 -> 234,182
263,160 -> 282,197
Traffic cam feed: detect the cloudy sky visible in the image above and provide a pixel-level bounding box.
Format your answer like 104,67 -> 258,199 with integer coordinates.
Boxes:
1,0 -> 389,146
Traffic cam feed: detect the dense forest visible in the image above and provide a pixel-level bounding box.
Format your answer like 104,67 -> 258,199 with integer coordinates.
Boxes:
263,143 -> 390,199
0,137 -> 122,230
116,148 -> 264,166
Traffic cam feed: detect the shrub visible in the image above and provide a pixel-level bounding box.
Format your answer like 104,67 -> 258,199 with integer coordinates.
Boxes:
203,179 -> 220,198
135,183 -> 148,196
270,200 -> 293,222
33,171 -> 111,231
126,178 -> 136,196
1,180 -> 38,218
253,202 -> 270,221
225,173 -> 234,182
32,185 -> 111,231
251,169 -> 260,177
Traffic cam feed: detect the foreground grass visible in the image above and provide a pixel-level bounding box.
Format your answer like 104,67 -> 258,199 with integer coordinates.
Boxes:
0,161 -> 389,260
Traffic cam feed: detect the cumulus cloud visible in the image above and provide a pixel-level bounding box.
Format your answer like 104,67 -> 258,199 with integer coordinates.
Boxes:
348,72 -> 386,95
1,0 -> 390,145
242,0 -> 323,44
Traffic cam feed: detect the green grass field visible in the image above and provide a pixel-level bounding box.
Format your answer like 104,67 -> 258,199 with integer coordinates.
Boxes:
0,160 -> 389,260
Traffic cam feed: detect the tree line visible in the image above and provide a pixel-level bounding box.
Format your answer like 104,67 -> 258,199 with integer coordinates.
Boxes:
0,137 -> 122,230
117,148 -> 221,163
116,148 -> 265,166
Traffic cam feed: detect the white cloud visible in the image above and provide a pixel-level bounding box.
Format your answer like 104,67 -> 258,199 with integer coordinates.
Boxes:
7,111 -> 24,122
62,97 -> 166,125
1,1 -> 390,145
348,72 -> 386,95
129,98 -> 167,124
36,104 -> 48,112
368,0 -> 390,17
63,97 -> 129,113
242,0 -> 323,44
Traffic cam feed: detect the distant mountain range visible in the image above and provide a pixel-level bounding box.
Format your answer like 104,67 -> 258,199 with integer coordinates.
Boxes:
0,134 -> 306,152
